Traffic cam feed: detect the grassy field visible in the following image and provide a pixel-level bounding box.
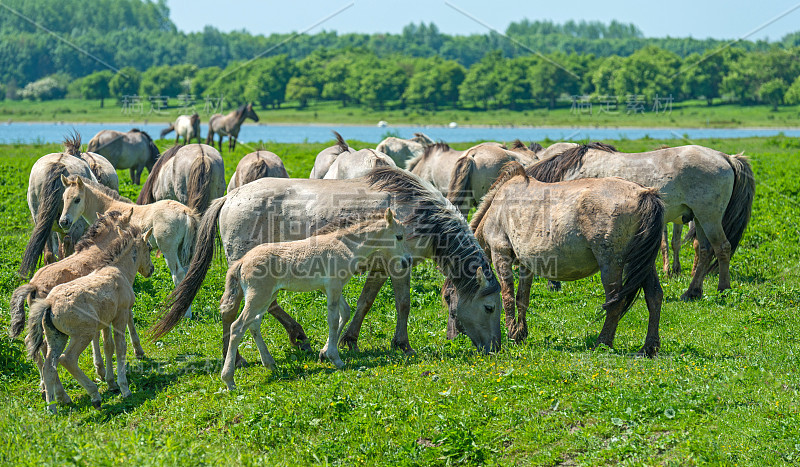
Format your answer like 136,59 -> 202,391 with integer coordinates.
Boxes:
0,135 -> 799,465
2,98 -> 800,129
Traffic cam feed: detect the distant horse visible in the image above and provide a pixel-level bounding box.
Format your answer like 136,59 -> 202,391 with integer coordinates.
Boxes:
219,210 -> 412,388
20,135 -> 118,278
376,132 -> 435,167
88,129 -> 160,184
323,149 -> 396,180
206,103 -> 259,152
446,162 -> 665,356
136,144 -> 225,214
309,131 -> 355,179
506,140 -> 543,163
26,225 -> 153,413
60,175 -> 198,315
407,142 -> 465,191
227,150 -> 289,191
161,114 -> 202,145
527,142 -> 755,300
151,168 -> 503,360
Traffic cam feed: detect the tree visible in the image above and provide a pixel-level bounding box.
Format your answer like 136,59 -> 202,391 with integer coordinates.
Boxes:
403,58 -> 465,109
285,76 -> 318,108
758,78 -> 788,110
109,67 -> 141,100
680,51 -> 727,105
139,64 -> 197,97
191,66 -> 222,97
358,62 -> 408,109
613,46 -> 680,103
242,55 -> 295,109
529,53 -> 581,109
784,75 -> 800,105
459,51 -> 503,109
80,70 -> 113,107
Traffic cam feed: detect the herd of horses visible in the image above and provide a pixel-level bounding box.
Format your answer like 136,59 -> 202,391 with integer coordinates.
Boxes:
8,124 -> 754,412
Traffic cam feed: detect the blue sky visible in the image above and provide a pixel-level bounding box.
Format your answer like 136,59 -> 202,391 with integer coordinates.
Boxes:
165,0 -> 800,41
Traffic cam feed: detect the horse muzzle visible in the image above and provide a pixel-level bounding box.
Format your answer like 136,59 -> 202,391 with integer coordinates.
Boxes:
58,217 -> 72,230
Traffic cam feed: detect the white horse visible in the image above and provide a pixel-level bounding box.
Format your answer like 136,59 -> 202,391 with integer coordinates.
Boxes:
323,149 -> 396,180
227,150 -> 289,191
309,131 -> 355,179
161,114 -> 202,145
376,133 -> 435,167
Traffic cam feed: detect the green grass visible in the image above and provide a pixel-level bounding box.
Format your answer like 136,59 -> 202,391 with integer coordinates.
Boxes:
2,98 -> 800,128
1,136 -> 799,465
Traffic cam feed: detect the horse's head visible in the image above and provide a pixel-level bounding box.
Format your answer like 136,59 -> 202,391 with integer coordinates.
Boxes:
442,265 -> 502,354
245,103 -> 259,122
136,228 -> 155,278
59,175 -> 88,230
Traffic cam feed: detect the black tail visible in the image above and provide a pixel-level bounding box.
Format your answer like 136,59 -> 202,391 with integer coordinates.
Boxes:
187,151 -> 213,213
160,123 -> 175,139
9,284 -> 36,339
137,144 -> 181,205
603,188 -> 665,316
151,196 -> 227,340
446,155 -> 476,217
19,162 -> 69,278
333,131 -> 349,154
25,299 -> 51,360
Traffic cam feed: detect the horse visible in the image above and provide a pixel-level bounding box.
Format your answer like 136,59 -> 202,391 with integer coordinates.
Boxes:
79,151 -> 119,191
309,131 -> 355,179
506,140 -> 543,163
59,175 -> 198,316
445,162 -> 665,356
151,167 -> 503,361
323,149 -> 396,180
219,209 -> 412,389
446,142 -> 538,217
527,142 -> 755,300
19,135 -> 118,278
206,103 -> 259,152
161,114 -> 202,145
136,144 -> 225,214
375,132 -> 435,167
227,150 -> 289,191
25,225 -> 153,413
87,129 -> 160,184
407,142 -> 465,190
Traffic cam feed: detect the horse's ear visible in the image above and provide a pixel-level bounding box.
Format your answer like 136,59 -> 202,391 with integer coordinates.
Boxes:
76,177 -> 84,188
476,266 -> 487,287
60,174 -> 69,187
143,228 -> 153,243
121,207 -> 134,223
384,208 -> 395,226
115,226 -> 123,237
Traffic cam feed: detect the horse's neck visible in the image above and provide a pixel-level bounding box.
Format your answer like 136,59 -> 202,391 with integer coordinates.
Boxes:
110,255 -> 138,285
85,189 -> 127,222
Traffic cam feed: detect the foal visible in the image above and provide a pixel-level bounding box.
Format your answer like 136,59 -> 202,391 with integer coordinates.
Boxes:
25,227 -> 154,413
219,209 -> 411,390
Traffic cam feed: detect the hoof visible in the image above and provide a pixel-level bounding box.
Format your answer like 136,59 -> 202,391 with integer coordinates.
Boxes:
508,323 -> 528,343
234,353 -> 248,368
636,345 -> 659,358
391,339 -> 416,356
107,382 -> 120,393
121,388 -> 132,398
56,392 -> 73,405
680,289 -> 702,301
339,335 -> 359,352
46,403 -> 58,415
91,400 -> 102,410
134,352 -> 146,360
547,281 -> 562,292
298,341 -> 315,354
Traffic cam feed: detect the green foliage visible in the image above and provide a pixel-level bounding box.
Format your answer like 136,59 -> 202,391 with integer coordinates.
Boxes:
79,70 -> 114,107
109,67 -> 141,100
139,64 -> 197,97
16,74 -> 69,101
758,79 -> 788,110
285,76 -> 318,109
783,75 -> 800,105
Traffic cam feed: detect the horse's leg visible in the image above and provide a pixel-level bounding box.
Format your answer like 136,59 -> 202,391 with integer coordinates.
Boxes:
113,315 -> 132,397
161,243 -> 191,318
547,280 -> 562,292
637,265 -> 662,357
267,300 -> 313,352
671,223 -> 682,275
129,167 -> 137,185
221,289 -> 270,390
494,249 -> 519,341
101,327 -> 119,391
596,264 -> 624,350
703,222 -> 733,292
41,328 -> 69,412
390,267 -> 415,355
248,314 -> 277,370
682,222 -> 713,301
514,264 -> 534,341
661,225 -> 670,274
321,282 -> 346,368
337,298 -> 351,338
58,334 -> 101,409
220,285 -> 247,367
127,313 -> 145,359
92,332 -> 106,379
339,269 -> 388,352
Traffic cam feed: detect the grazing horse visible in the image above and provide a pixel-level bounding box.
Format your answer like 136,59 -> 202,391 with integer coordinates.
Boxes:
87,129 -> 160,184
136,144 -> 225,214
59,175 -> 198,316
446,162 -> 665,356
227,150 -> 289,191
375,132 -> 435,167
25,226 -> 153,413
309,131 -> 355,179
323,149 -> 396,179
206,103 -> 259,152
161,114 -> 202,145
220,210 -> 412,388
527,142 -> 755,300
20,135 -> 118,278
407,142 -> 465,191
151,167 -> 503,360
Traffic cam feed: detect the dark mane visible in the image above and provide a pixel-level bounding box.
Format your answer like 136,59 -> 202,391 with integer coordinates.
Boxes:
66,174 -> 132,203
133,129 -> 160,164
529,142 -> 544,153
364,167 -> 500,299
332,131 -> 349,154
234,104 -> 247,119
137,144 -> 182,204
407,142 -> 452,172
100,224 -> 143,265
75,210 -> 126,252
63,131 -> 82,157
510,139 -> 527,150
526,142 -> 616,182
311,211 -> 387,236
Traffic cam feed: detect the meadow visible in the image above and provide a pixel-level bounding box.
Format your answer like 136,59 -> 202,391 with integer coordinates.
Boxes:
0,135 -> 798,465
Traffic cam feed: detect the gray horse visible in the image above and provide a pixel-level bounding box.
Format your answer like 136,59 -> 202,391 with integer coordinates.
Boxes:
376,132 -> 435,167
227,150 -> 289,191
151,167 -> 503,360
161,114 -> 202,145
309,131 -> 355,179
206,103 -> 259,152
137,144 -> 225,214
88,129 -> 159,184
323,149 -> 396,180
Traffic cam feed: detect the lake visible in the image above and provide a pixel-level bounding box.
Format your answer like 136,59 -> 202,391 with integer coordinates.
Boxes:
1,122 -> 799,145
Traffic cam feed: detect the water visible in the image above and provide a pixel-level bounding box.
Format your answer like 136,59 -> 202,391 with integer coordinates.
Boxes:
1,121 -> 798,145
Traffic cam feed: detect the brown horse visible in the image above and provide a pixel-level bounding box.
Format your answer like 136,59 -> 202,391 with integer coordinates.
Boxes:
447,162 -> 665,356
227,150 -> 289,191
206,103 -> 259,152
88,129 -> 160,184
